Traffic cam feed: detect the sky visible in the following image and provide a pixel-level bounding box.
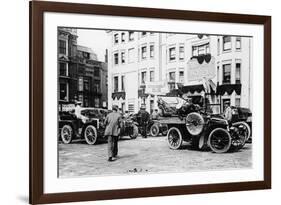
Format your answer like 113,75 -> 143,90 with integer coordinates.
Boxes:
77,29 -> 108,62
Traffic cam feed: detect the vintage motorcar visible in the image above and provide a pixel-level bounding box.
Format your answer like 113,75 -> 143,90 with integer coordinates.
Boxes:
59,108 -> 108,145
129,113 -> 168,137
59,107 -> 138,145
157,97 -> 248,153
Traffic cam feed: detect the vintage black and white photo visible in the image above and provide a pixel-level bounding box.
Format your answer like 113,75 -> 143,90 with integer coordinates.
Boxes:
58,28 -> 253,178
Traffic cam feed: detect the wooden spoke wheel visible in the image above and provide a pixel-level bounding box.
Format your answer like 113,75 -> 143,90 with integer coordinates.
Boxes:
60,124 -> 73,144
231,122 -> 248,150
185,112 -> 204,136
150,123 -> 160,137
208,128 -> 231,153
233,121 -> 251,141
84,125 -> 98,145
167,127 -> 183,150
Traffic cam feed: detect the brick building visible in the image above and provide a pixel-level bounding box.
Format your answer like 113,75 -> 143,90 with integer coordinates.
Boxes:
58,28 -> 108,110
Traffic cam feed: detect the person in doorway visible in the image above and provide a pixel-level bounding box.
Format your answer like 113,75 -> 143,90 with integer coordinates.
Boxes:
224,102 -> 233,122
104,105 -> 122,162
137,104 -> 150,138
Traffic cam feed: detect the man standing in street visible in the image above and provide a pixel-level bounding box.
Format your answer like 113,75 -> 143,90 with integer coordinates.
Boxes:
137,104 -> 150,138
104,105 -> 122,162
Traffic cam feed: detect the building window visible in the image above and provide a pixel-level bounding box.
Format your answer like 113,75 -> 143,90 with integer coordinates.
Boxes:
150,70 -> 155,82
59,62 -> 67,76
169,71 -> 176,82
179,45 -> 184,60
169,47 -> 176,61
192,46 -> 198,56
59,83 -> 67,101
78,94 -> 83,106
78,77 -> 84,91
222,98 -> 231,112
150,45 -> 154,58
222,64 -> 231,84
84,79 -> 89,91
128,48 -> 135,63
114,53 -> 119,65
223,36 -> 232,51
179,71 -> 184,84
94,98 -> 100,107
114,76 -> 118,92
129,31 -> 134,41
84,96 -> 89,107
83,52 -> 90,59
236,37 -> 241,50
121,76 -> 125,91
94,67 -> 100,77
93,80 -> 100,93
192,43 -> 210,56
141,71 -> 147,84
114,33 -> 119,44
59,40 -> 66,54
141,46 -> 147,60
121,51 -> 125,64
128,104 -> 134,113
235,98 -> 241,107
150,100 -> 154,114
235,62 -> 241,84
121,32 -> 125,43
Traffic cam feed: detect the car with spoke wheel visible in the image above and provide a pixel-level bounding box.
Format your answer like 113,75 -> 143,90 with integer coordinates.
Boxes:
58,107 -> 108,145
158,97 -> 248,153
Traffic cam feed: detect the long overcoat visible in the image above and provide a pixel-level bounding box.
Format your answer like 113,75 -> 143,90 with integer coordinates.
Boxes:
104,111 -> 122,136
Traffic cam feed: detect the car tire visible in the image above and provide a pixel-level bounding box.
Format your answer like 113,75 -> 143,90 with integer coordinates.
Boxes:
150,123 -> 160,137
231,121 -> 249,150
167,127 -> 183,150
233,121 -> 251,141
60,124 -> 73,144
208,128 -> 231,153
185,112 -> 204,136
130,124 -> 138,139
84,125 -> 98,145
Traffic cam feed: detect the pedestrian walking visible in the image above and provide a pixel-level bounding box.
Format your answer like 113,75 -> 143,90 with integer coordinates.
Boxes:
104,105 -> 122,161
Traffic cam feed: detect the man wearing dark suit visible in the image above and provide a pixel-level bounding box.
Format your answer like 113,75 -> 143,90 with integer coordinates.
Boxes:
104,105 -> 122,161
137,104 -> 150,138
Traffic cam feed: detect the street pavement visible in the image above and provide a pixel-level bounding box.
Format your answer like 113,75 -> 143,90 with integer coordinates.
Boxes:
58,135 -> 252,178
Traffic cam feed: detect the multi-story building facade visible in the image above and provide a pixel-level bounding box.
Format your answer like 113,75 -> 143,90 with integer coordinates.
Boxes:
107,31 -> 252,114
58,28 -> 108,110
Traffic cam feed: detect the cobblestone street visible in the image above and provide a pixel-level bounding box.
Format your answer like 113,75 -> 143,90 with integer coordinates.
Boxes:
59,135 -> 252,178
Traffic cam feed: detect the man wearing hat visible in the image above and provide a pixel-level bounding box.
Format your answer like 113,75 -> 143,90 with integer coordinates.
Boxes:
137,104 -> 150,138
104,105 -> 122,161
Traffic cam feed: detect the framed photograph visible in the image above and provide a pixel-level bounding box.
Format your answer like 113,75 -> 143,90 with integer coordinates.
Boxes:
30,1 -> 271,204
